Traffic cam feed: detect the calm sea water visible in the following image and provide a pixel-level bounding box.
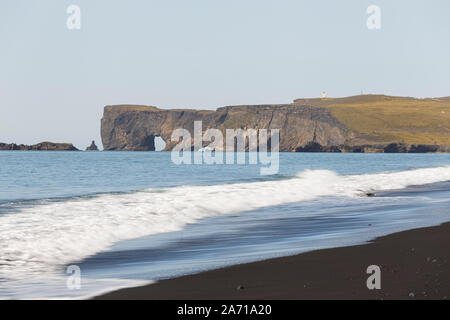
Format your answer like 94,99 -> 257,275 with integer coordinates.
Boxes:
1,151 -> 450,299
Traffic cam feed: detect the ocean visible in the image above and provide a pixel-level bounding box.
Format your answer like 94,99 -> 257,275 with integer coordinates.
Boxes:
1,151 -> 450,299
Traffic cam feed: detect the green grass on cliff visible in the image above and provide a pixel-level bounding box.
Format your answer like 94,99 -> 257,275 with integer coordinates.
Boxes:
294,95 -> 450,145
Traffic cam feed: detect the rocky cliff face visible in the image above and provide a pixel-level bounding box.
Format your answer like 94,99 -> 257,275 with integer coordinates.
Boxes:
101,98 -> 450,153
0,142 -> 78,151
101,104 -> 358,152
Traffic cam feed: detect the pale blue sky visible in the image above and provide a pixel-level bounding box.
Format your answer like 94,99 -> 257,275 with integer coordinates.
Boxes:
1,0 -> 449,149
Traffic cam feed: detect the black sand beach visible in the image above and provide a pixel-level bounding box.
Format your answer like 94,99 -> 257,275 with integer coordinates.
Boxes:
95,222 -> 450,300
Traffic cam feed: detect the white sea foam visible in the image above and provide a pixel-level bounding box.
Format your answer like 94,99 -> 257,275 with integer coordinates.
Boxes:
1,166 -> 450,283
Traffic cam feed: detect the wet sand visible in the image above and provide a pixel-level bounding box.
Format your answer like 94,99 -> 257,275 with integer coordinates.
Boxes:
95,223 -> 450,300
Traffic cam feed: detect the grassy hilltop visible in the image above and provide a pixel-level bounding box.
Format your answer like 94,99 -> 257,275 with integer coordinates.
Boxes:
293,95 -> 450,145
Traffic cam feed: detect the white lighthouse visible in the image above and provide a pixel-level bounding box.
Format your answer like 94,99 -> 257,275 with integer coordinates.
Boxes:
321,91 -> 327,99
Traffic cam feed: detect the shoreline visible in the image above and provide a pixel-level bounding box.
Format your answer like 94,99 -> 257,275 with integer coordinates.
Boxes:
95,222 -> 450,300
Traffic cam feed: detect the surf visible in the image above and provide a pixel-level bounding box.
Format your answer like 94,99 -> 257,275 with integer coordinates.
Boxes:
0,166 -> 449,283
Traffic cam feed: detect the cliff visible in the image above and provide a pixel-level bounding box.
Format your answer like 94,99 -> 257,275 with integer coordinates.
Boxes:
0,142 -> 78,151
101,95 -> 450,153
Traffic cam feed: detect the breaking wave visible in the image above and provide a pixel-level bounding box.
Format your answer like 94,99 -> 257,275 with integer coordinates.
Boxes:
1,166 -> 450,282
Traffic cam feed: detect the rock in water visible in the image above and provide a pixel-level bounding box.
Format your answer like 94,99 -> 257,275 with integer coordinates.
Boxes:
86,140 -> 99,151
0,142 -> 78,151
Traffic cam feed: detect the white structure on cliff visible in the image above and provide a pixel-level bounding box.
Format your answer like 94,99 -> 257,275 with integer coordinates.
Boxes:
322,91 -> 327,98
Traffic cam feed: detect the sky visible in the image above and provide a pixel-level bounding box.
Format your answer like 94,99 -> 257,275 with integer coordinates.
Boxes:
0,0 -> 449,149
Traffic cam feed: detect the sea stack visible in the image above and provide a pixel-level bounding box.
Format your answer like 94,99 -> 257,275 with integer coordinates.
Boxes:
86,140 -> 99,151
